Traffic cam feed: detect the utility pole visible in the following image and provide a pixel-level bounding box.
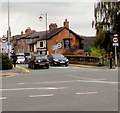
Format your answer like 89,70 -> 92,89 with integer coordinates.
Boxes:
8,0 -> 11,58
39,13 -> 48,55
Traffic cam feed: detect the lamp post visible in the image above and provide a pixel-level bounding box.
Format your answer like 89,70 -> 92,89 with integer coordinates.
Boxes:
39,13 -> 48,55
8,0 -> 11,58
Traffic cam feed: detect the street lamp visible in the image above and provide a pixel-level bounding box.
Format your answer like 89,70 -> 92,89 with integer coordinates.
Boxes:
8,0 -> 11,58
39,13 -> 48,55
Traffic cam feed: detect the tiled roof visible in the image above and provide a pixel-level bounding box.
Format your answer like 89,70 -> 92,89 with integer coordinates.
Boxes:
20,30 -> 36,38
82,36 -> 96,51
29,27 -> 83,45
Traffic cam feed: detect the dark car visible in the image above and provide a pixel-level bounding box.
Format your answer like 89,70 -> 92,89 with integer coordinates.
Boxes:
47,54 -> 69,67
28,55 -> 49,69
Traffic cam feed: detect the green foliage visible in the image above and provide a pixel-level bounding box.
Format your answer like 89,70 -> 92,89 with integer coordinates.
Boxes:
1,53 -> 13,70
93,1 -> 120,51
90,47 -> 106,57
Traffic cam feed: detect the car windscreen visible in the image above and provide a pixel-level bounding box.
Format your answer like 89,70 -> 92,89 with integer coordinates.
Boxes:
52,54 -> 65,59
35,55 -> 47,60
17,56 -> 25,59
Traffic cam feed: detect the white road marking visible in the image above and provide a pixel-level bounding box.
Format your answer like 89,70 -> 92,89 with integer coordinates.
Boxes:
29,94 -> 54,98
76,92 -> 99,95
17,79 -> 119,85
50,67 -> 69,68
0,87 -> 68,91
0,97 -> 7,100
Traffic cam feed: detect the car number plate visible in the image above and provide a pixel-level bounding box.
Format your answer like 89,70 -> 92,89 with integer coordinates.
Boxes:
39,64 -> 45,65
60,61 -> 65,63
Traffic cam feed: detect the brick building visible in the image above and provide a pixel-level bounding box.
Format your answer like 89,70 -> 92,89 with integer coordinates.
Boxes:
12,19 -> 84,55
29,19 -> 83,55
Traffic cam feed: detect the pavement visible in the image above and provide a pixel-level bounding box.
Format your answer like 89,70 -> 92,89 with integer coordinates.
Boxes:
0,64 -> 119,78
0,65 -> 29,78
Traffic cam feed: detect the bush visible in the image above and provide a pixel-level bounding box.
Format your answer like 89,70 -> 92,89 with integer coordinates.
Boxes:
0,53 -> 13,70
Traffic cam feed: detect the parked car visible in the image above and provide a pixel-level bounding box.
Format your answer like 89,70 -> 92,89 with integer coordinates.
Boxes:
28,55 -> 49,69
47,54 -> 69,67
16,56 -> 25,64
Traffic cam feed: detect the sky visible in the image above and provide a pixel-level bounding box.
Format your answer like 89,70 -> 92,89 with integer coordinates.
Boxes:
0,0 -> 100,37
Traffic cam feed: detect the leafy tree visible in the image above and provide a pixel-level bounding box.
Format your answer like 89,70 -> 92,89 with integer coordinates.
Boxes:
92,1 -> 120,51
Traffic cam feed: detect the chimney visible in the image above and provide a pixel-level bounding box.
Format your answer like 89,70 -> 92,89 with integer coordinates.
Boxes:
64,19 -> 69,28
21,31 -> 23,35
49,23 -> 58,30
25,27 -> 31,33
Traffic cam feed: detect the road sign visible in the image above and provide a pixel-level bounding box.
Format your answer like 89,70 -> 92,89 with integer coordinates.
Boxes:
7,43 -> 12,45
2,36 -> 7,43
112,37 -> 118,43
113,43 -> 119,46
53,45 -> 58,50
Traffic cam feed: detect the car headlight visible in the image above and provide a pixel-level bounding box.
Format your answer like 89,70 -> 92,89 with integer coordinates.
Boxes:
54,59 -> 59,62
66,59 -> 69,62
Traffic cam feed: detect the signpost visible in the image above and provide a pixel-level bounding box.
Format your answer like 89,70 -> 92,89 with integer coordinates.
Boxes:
112,34 -> 119,66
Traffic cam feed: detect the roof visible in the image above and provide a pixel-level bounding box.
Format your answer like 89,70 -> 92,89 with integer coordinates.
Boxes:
29,27 -> 83,45
82,36 -> 96,52
20,30 -> 36,38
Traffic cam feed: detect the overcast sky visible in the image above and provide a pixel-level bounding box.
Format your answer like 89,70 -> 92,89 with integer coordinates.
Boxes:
0,0 -> 99,37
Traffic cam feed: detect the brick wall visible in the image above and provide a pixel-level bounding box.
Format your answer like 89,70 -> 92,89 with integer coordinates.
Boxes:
47,28 -> 81,54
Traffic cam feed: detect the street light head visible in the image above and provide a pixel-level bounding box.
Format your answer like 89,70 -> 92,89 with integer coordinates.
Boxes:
39,16 -> 43,21
114,34 -> 118,37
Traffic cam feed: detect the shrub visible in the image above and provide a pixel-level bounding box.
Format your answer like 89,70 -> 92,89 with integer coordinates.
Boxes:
1,53 -> 13,70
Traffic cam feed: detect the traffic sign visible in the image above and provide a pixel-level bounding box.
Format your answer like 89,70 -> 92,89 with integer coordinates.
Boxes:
112,37 -> 118,43
113,43 -> 119,46
2,36 -> 7,43
7,43 -> 12,45
53,45 -> 58,50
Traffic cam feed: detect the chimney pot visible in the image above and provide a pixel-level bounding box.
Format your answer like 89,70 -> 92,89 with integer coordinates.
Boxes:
64,19 -> 69,28
49,23 -> 58,30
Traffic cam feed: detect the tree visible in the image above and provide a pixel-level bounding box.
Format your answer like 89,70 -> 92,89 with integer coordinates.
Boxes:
92,1 -> 120,51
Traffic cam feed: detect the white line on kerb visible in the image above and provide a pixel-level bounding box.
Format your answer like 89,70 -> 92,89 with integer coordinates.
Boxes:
76,92 -> 99,95
0,97 -> 7,100
29,94 -> 54,98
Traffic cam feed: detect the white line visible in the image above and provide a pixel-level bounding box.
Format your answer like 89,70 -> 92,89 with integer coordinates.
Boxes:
78,80 -> 119,84
76,92 -> 99,95
17,79 -> 119,85
29,94 -> 54,98
0,87 -> 68,91
0,97 -> 7,100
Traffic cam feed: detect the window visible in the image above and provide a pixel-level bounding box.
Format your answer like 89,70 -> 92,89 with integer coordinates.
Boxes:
40,41 -> 43,47
64,39 -> 70,50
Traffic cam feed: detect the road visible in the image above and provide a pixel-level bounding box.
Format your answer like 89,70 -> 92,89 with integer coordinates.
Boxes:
1,65 -> 119,111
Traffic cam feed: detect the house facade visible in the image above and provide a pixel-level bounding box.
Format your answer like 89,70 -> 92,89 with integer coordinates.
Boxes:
12,19 -> 84,56
29,19 -> 83,55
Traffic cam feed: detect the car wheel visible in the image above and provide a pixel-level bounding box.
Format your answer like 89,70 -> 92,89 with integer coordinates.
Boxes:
46,65 -> 49,69
65,64 -> 68,67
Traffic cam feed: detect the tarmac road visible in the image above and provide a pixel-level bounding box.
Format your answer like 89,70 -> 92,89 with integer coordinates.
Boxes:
1,64 -> 119,111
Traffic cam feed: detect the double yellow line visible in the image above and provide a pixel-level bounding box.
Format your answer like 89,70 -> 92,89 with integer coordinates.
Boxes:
16,65 -> 30,73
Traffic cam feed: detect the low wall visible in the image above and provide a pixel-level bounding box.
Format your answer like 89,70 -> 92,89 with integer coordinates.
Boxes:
65,55 -> 101,66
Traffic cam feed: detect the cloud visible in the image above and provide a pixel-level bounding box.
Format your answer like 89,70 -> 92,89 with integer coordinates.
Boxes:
0,2 -> 96,37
